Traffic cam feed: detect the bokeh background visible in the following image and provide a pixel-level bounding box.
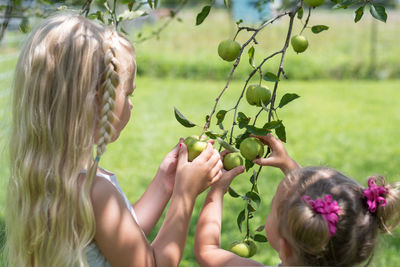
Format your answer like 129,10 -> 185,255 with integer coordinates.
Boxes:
1,1 -> 400,266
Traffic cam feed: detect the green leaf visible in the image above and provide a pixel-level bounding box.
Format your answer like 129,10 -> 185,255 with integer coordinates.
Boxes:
244,125 -> 270,136
246,191 -> 261,208
297,7 -> 303,19
263,120 -> 282,130
174,107 -> 196,128
236,19 -> 243,25
216,110 -> 227,125
247,203 -> 256,212
118,10 -> 145,22
19,17 -> 30,33
278,93 -> 300,108
147,0 -> 153,9
255,225 -> 265,232
237,209 -> 246,232
249,170 -> 256,185
237,112 -> 250,129
370,4 -> 387,23
354,6 -> 364,23
154,0 -> 159,8
311,25 -> 329,34
248,46 -> 255,68
224,0 -> 229,8
263,72 -> 280,82
196,5 -> 211,26
205,130 -> 223,139
229,186 -> 241,198
235,132 -> 251,149
216,137 -> 240,153
245,159 -> 254,171
275,123 -> 286,143
254,234 -> 268,243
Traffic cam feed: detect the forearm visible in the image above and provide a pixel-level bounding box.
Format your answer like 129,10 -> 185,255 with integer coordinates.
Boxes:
133,175 -> 172,235
281,158 -> 301,175
194,188 -> 225,261
151,192 -> 196,267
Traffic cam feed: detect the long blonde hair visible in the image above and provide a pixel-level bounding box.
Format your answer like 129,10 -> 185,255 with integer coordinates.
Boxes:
5,13 -> 134,266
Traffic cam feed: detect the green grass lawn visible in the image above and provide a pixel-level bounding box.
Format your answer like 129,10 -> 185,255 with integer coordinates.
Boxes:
3,77 -> 399,266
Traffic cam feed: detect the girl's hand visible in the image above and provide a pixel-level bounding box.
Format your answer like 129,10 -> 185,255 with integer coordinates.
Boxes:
174,142 -> 223,197
252,134 -> 300,175
155,138 -> 183,194
210,151 -> 245,193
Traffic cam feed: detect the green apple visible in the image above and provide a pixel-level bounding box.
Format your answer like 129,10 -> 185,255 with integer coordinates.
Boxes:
229,241 -> 250,257
184,135 -> 207,161
291,35 -> 308,53
304,0 -> 325,7
239,137 -> 264,161
244,238 -> 257,257
218,39 -> 241,62
246,84 -> 272,107
223,152 -> 243,170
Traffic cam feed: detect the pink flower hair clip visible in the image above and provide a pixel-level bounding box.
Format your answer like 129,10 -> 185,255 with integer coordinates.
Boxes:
363,177 -> 388,213
302,194 -> 341,236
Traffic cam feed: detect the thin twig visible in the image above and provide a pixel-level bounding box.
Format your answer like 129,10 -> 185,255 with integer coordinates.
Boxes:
136,0 -> 189,43
202,10 -> 292,136
0,0 -> 14,43
80,0 -> 93,17
300,7 -> 312,35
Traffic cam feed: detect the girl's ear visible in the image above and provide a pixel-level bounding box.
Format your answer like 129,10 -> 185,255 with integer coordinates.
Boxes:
278,237 -> 294,265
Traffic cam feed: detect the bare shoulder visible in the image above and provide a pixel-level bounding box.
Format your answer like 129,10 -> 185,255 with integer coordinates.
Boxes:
85,174 -> 155,266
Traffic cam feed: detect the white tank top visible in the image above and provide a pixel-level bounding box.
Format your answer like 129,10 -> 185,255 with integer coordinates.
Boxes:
85,168 -> 139,267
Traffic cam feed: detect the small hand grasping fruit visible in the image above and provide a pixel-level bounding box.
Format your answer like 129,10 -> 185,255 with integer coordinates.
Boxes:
184,135 -> 208,161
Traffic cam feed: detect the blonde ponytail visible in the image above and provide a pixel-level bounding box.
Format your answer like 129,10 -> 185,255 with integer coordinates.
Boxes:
370,176 -> 400,233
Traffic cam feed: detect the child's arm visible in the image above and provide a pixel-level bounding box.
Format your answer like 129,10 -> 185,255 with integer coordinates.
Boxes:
133,139 -> 182,235
92,142 -> 223,267
252,134 -> 300,175
194,153 -> 263,267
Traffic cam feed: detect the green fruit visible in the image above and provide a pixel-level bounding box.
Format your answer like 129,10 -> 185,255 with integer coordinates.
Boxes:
218,39 -> 241,62
246,84 -> 272,107
291,35 -> 308,53
223,152 -> 243,170
229,241 -> 250,257
304,0 -> 325,7
244,239 -> 257,257
239,137 -> 264,161
184,136 -> 207,161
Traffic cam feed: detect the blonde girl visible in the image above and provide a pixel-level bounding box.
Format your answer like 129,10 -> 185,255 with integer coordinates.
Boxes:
5,13 -> 223,266
195,134 -> 400,266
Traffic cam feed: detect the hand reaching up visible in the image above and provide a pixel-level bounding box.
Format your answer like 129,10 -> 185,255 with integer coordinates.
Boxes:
252,134 -> 300,175
174,142 -> 223,197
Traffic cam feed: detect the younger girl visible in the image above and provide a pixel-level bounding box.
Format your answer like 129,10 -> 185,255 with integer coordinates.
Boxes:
5,14 -> 223,266
195,134 -> 400,266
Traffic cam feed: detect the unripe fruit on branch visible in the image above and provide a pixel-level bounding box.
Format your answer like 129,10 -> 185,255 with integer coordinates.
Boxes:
244,238 -> 257,257
246,84 -> 272,107
223,152 -> 244,170
229,241 -> 251,257
239,137 -> 264,161
184,135 -> 207,161
291,35 -> 308,53
218,39 -> 241,62
304,0 -> 325,7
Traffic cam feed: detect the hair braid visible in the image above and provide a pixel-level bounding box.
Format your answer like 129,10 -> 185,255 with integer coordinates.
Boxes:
96,39 -> 119,158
